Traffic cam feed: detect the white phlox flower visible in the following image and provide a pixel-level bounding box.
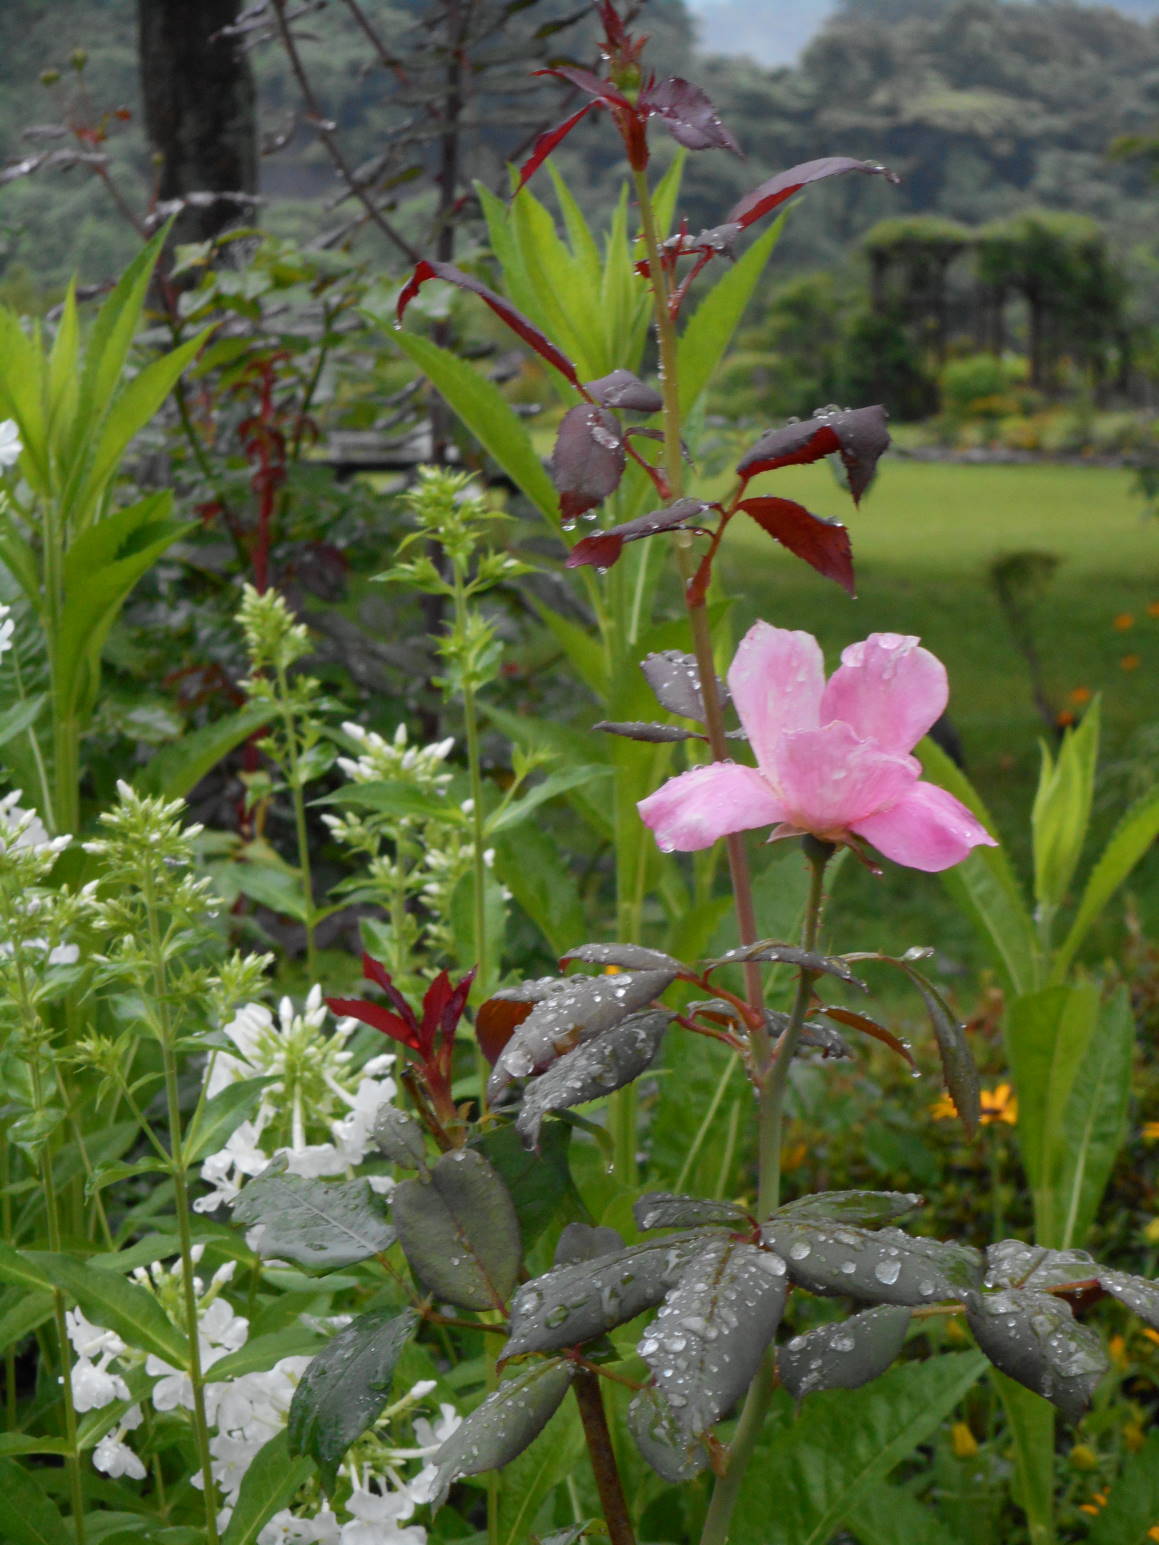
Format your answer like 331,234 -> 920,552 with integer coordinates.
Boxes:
0,604 -> 13,662
0,419 -> 21,469
336,721 -> 454,790
260,1508 -> 343,1545
0,790 -> 69,855
92,1405 -> 145,1481
339,1472 -> 426,1545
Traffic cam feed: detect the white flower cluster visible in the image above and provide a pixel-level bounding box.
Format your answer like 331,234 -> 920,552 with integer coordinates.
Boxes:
0,602 -> 14,663
66,1251 -> 458,1544
196,985 -> 398,1212
0,419 -> 21,469
334,722 -> 455,789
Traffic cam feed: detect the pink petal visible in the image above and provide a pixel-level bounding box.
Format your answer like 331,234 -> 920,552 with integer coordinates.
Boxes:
853,781 -> 998,872
638,762 -> 786,852
770,721 -> 918,833
727,622 -> 825,774
820,634 -> 948,755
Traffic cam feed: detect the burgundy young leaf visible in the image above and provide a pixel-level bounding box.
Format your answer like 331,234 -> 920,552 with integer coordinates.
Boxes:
728,156 -> 899,231
516,101 -> 597,192
640,77 -> 742,156
536,65 -> 634,111
396,259 -> 580,388
584,369 -> 663,413
736,404 -> 891,505
738,496 -> 855,596
551,404 -> 626,524
566,497 -> 711,570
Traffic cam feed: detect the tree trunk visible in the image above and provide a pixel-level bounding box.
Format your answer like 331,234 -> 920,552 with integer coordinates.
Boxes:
137,0 -> 258,243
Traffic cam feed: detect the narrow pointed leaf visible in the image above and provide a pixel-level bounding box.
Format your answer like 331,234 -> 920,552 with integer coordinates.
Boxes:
737,405 -> 890,505
759,1219 -> 982,1305
775,1191 -> 924,1229
738,496 -> 854,595
779,1305 -> 911,1399
392,1148 -> 521,1310
566,497 -> 709,569
503,1231 -> 723,1357
516,1009 -> 669,1149
429,1359 -> 576,1508
635,1193 -> 750,1231
678,219 -> 781,415
233,1167 -> 396,1270
560,943 -> 684,973
595,719 -> 705,742
185,1076 -> 273,1165
639,1238 -> 787,1435
517,101 -> 596,191
1098,1269 -> 1159,1330
728,156 -> 899,230
818,1006 -> 916,1067
965,1289 -> 1106,1421
863,955 -> 979,1137
708,941 -> 867,990
287,1308 -> 418,1491
1053,780 -> 1159,979
0,1459 -> 72,1545
1054,986 -> 1133,1248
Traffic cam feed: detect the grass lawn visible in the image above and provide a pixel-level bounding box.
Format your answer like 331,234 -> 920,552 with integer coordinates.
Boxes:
714,459 -> 1159,975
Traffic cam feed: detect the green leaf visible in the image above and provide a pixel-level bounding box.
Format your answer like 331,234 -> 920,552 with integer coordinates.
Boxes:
774,1191 -> 924,1229
0,1243 -> 189,1367
77,226 -> 169,433
1088,1432 -> 1159,1545
778,1305 -> 912,1399
497,1395 -> 584,1545
429,1360 -> 576,1509
0,1458 -> 73,1545
515,1010 -> 669,1150
233,1167 -> 396,1270
313,777 -> 463,823
387,330 -> 559,522
1053,985 -> 1133,1248
731,1354 -> 987,1545
483,704 -> 613,840
994,1371 -> 1055,1544
205,1326 -> 328,1383
392,1149 -> 521,1310
1031,698 -> 1100,917
1004,983 -> 1100,1244
230,862 -> 310,923
1052,779 -> 1159,980
493,824 -> 587,959
472,1120 -> 583,1248
843,1478 -> 967,1545
288,1309 -> 418,1491
219,1429 -> 314,1545
0,1287 -> 54,1352
46,282 -> 80,440
918,737 -> 1037,996
0,1436 -> 73,1458
140,700 -> 273,799
447,865 -> 508,993
678,219 -> 782,417
184,1076 -> 273,1166
966,1288 -> 1106,1421
0,693 -> 47,749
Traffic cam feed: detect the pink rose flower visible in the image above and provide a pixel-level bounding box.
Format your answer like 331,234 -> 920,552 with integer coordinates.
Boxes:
638,623 -> 996,872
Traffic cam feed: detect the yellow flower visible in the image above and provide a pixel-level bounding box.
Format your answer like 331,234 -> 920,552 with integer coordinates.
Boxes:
951,1422 -> 978,1459
1142,1122 -> 1159,1141
781,1140 -> 808,1174
930,1083 -> 1017,1124
1108,1334 -> 1128,1368
1142,1327 -> 1159,1348
1150,600 -> 1159,618
1080,1490 -> 1110,1517
1125,1422 -> 1147,1454
1069,1443 -> 1099,1471
1114,612 -> 1136,631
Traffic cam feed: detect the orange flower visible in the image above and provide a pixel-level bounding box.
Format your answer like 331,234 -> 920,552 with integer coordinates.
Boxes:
930,1083 -> 1017,1125
1114,612 -> 1135,631
1142,1122 -> 1159,1141
1056,709 -> 1076,728
1148,601 -> 1159,619
1067,686 -> 1093,705
1121,653 -> 1142,672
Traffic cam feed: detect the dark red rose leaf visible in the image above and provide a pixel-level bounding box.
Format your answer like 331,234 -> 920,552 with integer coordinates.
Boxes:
828,403 -> 891,504
536,65 -> 634,112
739,496 -> 856,596
640,77 -> 742,156
552,404 -> 626,525
396,259 -> 580,388
736,419 -> 841,481
517,101 -> 597,192
361,952 -> 421,1030
566,497 -> 711,570
584,369 -> 663,413
728,157 -> 899,231
325,995 -> 424,1053
476,997 -> 533,1066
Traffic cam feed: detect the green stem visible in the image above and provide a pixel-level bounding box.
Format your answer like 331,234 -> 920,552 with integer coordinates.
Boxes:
698,837 -> 832,1545
276,663 -> 316,980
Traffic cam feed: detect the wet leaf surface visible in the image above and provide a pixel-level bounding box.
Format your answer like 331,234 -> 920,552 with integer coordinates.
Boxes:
566,498 -> 711,570
707,941 -> 867,990
966,1288 -> 1107,1421
778,1304 -> 911,1400
552,404 -> 625,524
392,1148 -> 521,1310
560,942 -> 684,973
515,1010 -> 670,1149
736,403 -> 890,505
728,157 -> 899,231
1097,1268 -> 1159,1329
760,1218 -> 981,1306
738,496 -> 855,595
233,1165 -> 396,1270
641,76 -> 742,155
584,368 -> 662,413
371,1105 -> 428,1169
640,648 -> 729,722
287,1309 -> 418,1491
628,1384 -> 709,1482
635,1193 -> 751,1231
774,1191 -> 925,1229
554,1222 -> 625,1267
983,1240 -> 1098,1291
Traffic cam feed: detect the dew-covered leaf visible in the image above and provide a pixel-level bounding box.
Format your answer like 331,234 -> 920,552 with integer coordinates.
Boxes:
488,968 -> 676,1101
641,648 -> 729,722
983,1241 -> 1097,1292
584,369 -> 662,413
818,1005 -> 917,1068
707,941 -> 867,990
554,1222 -> 625,1267
392,1147 -> 521,1310
396,259 -> 580,388
638,1238 -> 787,1437
628,1384 -> 709,1483
503,1231 -> 723,1357
474,1119 -> 578,1250
372,1105 -> 428,1169
774,1191 -> 924,1229
778,1304 -> 911,1400
566,498 -> 710,570
736,404 -> 891,506
760,1219 -> 981,1306
738,497 -> 855,596
641,76 -> 742,155
560,942 -> 684,973
768,1011 -> 853,1061
634,1193 -> 750,1232
287,1308 -> 418,1492
1097,1268 -> 1159,1330
552,404 -> 625,525
515,1010 -> 670,1150
727,157 -> 899,231
965,1288 -> 1107,1422
594,719 -> 706,742
233,1166 -> 396,1270
428,1358 -> 576,1509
